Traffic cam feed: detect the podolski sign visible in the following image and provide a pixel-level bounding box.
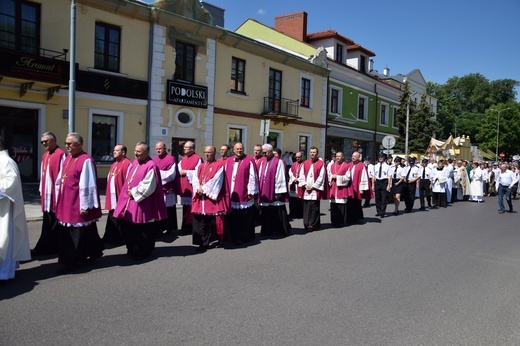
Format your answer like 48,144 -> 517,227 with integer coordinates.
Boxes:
166,80 -> 208,109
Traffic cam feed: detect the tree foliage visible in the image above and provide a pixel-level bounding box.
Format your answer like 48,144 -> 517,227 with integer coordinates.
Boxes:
475,104 -> 520,158
395,82 -> 437,154
410,93 -> 438,152
427,73 -> 519,145
395,82 -> 413,152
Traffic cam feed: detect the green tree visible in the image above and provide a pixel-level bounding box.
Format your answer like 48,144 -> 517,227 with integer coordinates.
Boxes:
427,73 -> 519,141
395,82 -> 414,153
408,93 -> 437,152
395,83 -> 436,155
427,81 -> 455,138
475,104 -> 520,159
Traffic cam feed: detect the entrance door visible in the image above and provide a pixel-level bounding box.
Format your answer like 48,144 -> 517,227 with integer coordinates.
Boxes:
0,106 -> 39,182
171,137 -> 195,162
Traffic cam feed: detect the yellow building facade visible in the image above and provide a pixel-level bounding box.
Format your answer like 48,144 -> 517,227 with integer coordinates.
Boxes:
2,0 -> 330,186
213,34 -> 329,157
149,2 -> 329,158
147,4 -> 216,159
0,0 -> 150,184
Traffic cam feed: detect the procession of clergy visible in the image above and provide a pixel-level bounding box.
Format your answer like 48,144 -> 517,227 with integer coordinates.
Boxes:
1,131 -> 518,279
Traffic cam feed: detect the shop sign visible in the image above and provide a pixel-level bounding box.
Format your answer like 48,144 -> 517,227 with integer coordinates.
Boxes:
166,80 -> 207,109
0,49 -> 70,85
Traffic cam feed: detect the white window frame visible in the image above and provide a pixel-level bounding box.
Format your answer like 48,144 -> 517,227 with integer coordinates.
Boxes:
357,95 -> 368,122
300,73 -> 314,109
298,132 -> 312,159
329,85 -> 342,116
267,129 -> 284,151
392,106 -> 399,129
227,124 -> 248,151
88,108 -> 123,165
230,56 -> 246,94
380,102 -> 389,126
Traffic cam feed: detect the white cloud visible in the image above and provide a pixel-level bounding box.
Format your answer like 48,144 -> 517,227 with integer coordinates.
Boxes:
257,9 -> 267,15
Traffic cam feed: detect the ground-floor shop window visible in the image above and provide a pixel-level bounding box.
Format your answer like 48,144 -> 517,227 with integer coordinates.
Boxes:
92,115 -> 117,163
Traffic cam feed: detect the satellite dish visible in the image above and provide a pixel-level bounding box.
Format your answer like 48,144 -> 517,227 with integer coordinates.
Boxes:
382,135 -> 396,149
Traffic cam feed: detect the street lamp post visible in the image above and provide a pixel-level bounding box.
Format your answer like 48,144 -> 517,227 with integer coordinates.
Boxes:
492,107 -> 511,162
68,0 -> 77,133
403,90 -> 417,163
405,98 -> 410,162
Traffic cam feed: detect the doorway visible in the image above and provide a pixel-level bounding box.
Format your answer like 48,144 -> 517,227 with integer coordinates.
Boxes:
0,106 -> 39,182
171,137 -> 195,162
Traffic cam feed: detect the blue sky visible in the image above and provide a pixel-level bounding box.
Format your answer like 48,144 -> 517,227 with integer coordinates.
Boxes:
147,0 -> 520,100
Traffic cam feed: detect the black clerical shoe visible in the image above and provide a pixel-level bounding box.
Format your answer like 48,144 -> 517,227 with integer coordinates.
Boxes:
87,252 -> 103,263
55,265 -> 75,275
30,249 -> 56,257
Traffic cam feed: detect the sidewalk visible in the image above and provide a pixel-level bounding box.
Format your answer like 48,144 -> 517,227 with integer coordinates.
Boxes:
23,183 -> 107,222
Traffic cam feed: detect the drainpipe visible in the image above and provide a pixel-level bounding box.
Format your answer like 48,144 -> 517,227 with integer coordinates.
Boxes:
373,83 -> 378,159
146,11 -> 154,144
325,75 -> 330,160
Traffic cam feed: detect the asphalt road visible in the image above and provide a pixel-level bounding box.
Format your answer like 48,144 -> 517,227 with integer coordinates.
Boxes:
2,198 -> 520,345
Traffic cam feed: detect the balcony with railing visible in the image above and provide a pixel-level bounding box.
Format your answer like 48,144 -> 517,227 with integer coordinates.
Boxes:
0,37 -> 69,61
261,97 -> 301,125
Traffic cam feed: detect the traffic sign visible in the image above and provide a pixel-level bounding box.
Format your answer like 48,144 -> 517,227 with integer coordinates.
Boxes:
259,118 -> 270,136
382,135 -> 396,149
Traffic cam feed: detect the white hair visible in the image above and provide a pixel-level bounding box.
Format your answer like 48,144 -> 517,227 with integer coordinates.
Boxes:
262,144 -> 273,151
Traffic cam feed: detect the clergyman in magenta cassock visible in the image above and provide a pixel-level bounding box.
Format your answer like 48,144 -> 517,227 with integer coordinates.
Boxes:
54,133 -> 104,273
288,153 -> 304,218
224,142 -> 258,244
191,146 -> 230,249
153,141 -> 181,236
327,152 -> 351,227
178,141 -> 202,233
102,145 -> 131,245
257,144 -> 291,237
33,132 -> 65,256
114,142 -> 167,259
345,152 -> 372,224
298,148 -> 327,232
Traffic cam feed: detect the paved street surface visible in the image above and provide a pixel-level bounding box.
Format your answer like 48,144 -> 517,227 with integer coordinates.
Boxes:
2,197 -> 520,345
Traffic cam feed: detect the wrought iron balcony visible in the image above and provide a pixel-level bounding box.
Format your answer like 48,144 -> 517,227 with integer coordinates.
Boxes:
0,39 -> 68,61
262,97 -> 300,125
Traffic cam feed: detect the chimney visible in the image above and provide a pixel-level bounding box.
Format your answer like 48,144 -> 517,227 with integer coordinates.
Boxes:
274,11 -> 307,42
383,67 -> 390,76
